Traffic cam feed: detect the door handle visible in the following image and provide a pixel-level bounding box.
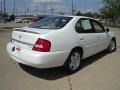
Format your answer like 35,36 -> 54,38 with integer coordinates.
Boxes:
80,38 -> 84,40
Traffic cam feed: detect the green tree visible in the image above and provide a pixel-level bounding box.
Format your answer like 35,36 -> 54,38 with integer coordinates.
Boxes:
100,0 -> 120,24
92,13 -> 100,18
76,11 -> 100,18
83,12 -> 92,17
76,11 -> 82,16
10,14 -> 15,21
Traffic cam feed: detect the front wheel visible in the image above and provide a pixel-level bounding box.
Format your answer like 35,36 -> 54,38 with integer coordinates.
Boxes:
107,39 -> 116,52
64,50 -> 82,73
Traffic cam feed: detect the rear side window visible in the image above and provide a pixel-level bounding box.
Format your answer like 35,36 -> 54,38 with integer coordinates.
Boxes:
81,20 -> 92,31
75,19 -> 93,33
29,16 -> 72,29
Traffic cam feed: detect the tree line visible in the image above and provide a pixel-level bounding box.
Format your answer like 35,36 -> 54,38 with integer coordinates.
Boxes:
100,0 -> 120,24
76,0 -> 120,24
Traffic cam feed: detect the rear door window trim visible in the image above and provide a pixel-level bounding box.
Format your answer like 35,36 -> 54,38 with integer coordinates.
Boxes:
75,18 -> 95,33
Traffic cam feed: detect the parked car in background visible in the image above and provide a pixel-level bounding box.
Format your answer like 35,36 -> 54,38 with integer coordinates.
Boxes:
14,18 -> 22,23
95,19 -> 102,23
21,18 -> 30,23
14,18 -> 30,23
32,15 -> 46,22
7,16 -> 116,73
101,19 -> 106,24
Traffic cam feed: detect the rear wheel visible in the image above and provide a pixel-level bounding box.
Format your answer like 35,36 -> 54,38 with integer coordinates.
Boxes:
107,39 -> 116,52
64,50 -> 81,73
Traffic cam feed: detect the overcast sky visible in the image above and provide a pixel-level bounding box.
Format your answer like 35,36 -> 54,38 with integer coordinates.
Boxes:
0,0 -> 104,15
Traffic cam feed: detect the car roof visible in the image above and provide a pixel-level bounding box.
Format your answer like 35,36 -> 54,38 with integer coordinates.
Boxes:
71,16 -> 94,19
50,15 -> 94,20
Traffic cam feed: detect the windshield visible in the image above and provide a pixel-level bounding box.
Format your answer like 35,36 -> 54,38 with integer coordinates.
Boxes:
29,16 -> 72,29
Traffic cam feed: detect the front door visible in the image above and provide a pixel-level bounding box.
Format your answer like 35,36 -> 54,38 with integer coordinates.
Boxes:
90,19 -> 109,52
75,18 -> 98,58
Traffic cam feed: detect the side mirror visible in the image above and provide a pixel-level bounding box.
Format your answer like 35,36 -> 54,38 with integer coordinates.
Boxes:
106,28 -> 110,32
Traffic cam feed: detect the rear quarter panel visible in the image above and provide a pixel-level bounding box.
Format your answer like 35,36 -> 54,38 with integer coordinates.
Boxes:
39,17 -> 82,52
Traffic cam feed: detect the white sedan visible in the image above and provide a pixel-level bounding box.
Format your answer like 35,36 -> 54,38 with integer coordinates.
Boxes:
7,16 -> 116,73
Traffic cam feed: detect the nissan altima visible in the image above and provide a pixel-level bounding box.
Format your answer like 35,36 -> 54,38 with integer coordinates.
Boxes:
7,16 -> 116,73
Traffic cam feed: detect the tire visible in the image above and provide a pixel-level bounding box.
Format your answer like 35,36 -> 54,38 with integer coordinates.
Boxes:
64,50 -> 82,73
107,39 -> 116,52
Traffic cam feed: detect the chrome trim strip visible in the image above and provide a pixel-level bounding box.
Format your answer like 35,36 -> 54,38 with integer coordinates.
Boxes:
12,38 -> 33,46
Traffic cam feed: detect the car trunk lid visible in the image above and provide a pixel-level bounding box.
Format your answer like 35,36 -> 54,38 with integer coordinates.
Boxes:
11,28 -> 52,49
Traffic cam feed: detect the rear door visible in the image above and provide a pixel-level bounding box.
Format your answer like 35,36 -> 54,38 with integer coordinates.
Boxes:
90,19 -> 109,52
75,18 -> 98,58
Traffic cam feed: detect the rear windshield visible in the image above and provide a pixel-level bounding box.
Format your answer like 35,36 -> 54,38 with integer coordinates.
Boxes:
29,16 -> 72,29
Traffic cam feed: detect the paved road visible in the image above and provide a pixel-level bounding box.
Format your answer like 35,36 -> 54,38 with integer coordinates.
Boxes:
0,22 -> 31,29
0,27 -> 120,90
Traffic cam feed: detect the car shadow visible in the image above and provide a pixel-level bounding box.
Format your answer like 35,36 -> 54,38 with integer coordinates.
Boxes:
19,51 -> 109,80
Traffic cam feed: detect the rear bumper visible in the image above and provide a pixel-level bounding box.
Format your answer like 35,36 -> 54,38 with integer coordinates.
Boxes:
6,42 -> 70,68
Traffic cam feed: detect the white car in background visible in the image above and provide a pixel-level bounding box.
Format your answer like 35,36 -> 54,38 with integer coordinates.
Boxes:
14,18 -> 30,23
7,16 -> 116,73
14,18 -> 22,23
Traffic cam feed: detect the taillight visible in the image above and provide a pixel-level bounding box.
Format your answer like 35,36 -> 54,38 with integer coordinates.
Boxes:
32,38 -> 51,52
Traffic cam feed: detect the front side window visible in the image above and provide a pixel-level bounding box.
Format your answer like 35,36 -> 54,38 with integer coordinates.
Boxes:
75,19 -> 93,33
29,16 -> 72,29
91,20 -> 105,33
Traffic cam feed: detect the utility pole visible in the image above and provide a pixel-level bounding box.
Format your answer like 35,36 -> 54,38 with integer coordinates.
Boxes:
51,8 -> 54,15
0,1 -> 3,13
50,2 -> 54,15
13,0 -> 15,15
73,2 -> 76,15
25,0 -> 27,18
35,3 -> 37,15
3,0 -> 5,14
27,8 -> 29,15
72,0 -> 73,15
43,3 -> 46,15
